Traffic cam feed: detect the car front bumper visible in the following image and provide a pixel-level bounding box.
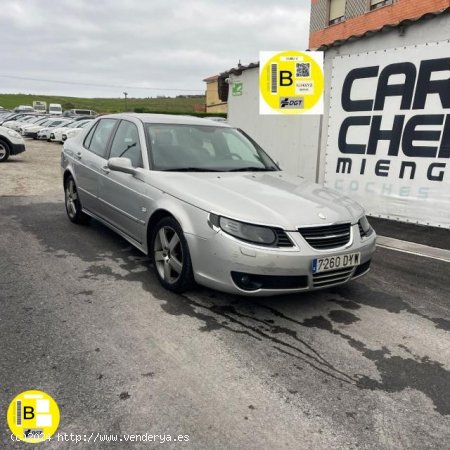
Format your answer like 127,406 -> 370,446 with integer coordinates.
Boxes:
10,142 -> 26,156
22,131 -> 38,138
186,224 -> 376,296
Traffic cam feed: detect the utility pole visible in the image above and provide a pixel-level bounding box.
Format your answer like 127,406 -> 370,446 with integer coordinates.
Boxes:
123,92 -> 128,111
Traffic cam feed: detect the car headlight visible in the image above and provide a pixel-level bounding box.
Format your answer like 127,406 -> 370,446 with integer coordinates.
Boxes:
210,214 -> 277,245
7,129 -> 20,138
359,215 -> 372,236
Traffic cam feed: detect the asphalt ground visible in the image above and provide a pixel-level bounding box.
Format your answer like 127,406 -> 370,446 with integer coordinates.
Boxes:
0,140 -> 449,449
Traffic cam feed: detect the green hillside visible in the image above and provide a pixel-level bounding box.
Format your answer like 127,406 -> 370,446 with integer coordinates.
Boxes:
0,93 -> 208,115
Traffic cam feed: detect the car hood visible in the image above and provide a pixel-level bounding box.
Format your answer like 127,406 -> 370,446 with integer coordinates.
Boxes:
143,171 -> 364,229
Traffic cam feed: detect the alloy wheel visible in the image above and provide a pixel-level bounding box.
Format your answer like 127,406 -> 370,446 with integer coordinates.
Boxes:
154,226 -> 183,284
65,179 -> 78,219
0,143 -> 7,160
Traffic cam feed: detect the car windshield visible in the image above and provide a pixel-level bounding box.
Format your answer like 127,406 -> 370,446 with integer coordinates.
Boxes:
145,124 -> 279,172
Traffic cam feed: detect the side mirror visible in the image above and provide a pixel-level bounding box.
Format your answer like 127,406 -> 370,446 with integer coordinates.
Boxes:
107,157 -> 136,175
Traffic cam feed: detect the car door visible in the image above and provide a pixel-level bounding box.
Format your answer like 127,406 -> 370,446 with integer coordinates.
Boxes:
74,118 -> 118,213
97,119 -> 147,243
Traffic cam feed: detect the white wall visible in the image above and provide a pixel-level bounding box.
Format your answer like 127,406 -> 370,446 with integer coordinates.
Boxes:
319,12 -> 450,183
319,12 -> 450,227
227,68 -> 321,182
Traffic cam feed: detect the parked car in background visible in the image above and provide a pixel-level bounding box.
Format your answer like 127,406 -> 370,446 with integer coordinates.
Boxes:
0,125 -> 26,162
18,117 -> 51,134
13,105 -> 35,113
22,118 -> 69,139
0,112 -> 38,125
49,103 -> 62,115
2,115 -> 43,131
61,113 -> 376,296
50,119 -> 93,143
63,109 -> 97,118
37,119 -> 73,140
1,115 -> 35,130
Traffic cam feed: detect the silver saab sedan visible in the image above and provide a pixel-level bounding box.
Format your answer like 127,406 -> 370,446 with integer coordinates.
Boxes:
61,113 -> 376,296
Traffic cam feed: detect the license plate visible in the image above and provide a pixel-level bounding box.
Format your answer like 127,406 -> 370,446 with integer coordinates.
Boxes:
311,252 -> 360,274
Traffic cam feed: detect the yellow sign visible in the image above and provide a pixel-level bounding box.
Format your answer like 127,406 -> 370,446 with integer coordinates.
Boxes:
7,390 -> 60,443
259,50 -> 324,115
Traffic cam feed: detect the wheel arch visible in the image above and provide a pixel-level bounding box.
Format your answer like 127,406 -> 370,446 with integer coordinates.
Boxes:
0,136 -> 12,150
144,200 -> 207,254
63,168 -> 76,187
146,209 -> 176,250
0,137 -> 11,161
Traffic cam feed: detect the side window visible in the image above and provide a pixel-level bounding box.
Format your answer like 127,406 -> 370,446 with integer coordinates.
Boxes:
109,120 -> 143,168
83,122 -> 98,149
87,119 -> 117,158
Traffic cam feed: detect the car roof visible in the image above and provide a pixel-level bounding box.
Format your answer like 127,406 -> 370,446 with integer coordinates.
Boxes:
100,113 -> 230,127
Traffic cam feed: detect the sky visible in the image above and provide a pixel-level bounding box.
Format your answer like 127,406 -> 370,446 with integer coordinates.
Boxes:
0,0 -> 311,98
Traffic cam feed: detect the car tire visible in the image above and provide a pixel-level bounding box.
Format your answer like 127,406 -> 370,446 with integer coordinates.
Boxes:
64,175 -> 90,225
151,217 -> 195,293
0,139 -> 10,162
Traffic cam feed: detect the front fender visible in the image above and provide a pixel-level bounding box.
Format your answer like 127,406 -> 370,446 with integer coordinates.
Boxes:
144,194 -> 212,252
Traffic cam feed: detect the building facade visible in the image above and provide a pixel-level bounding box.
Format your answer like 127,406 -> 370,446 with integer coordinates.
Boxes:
309,0 -> 449,49
203,75 -> 228,114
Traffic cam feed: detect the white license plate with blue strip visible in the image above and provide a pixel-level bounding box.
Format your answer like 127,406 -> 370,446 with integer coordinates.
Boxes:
312,252 -> 360,274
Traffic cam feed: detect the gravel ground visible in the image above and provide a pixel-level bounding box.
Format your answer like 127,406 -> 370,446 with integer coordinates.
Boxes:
0,138 -> 63,198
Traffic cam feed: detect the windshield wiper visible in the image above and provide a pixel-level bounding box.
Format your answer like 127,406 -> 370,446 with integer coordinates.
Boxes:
160,167 -> 221,172
226,166 -> 277,172
118,142 -> 136,158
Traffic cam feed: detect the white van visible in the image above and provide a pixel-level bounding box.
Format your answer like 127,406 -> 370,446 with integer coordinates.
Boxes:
33,101 -> 47,113
48,103 -> 62,115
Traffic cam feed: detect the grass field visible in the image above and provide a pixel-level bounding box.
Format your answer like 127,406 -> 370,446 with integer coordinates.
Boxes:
0,93 -> 209,115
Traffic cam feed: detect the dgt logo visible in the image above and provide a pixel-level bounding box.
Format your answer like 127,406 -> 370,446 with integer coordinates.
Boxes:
7,390 -> 60,443
259,50 -> 324,115
280,97 -> 304,109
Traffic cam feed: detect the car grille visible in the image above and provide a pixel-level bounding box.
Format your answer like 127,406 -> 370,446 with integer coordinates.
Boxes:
298,223 -> 351,250
274,229 -> 294,247
358,221 -> 364,237
313,267 -> 354,288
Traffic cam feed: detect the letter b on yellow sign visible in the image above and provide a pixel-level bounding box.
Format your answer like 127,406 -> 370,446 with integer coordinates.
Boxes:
7,390 -> 60,443
259,50 -> 324,115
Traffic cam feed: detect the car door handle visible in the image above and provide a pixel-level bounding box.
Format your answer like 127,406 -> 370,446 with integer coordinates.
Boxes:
74,152 -> 82,160
101,166 -> 110,174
